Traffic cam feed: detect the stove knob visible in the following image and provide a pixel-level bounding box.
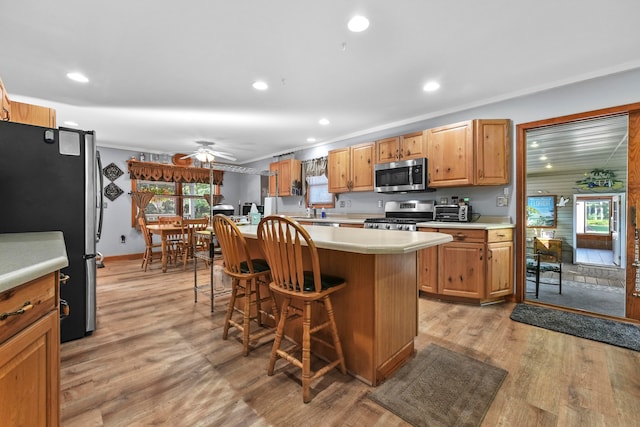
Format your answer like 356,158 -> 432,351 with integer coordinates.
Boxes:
385,224 -> 391,230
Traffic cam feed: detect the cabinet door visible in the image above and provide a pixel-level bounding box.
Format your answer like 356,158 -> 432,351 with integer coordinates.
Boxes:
350,142 -> 374,192
401,131 -> 427,160
268,162 -> 278,196
279,160 -> 292,196
486,241 -> 513,298
427,120 -> 474,187
375,137 -> 400,163
438,242 -> 484,298
0,311 -> 59,427
418,245 -> 438,293
328,147 -> 350,193
475,119 -> 510,185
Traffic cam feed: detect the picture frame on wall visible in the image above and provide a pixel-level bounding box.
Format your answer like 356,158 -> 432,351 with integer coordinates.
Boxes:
526,195 -> 556,228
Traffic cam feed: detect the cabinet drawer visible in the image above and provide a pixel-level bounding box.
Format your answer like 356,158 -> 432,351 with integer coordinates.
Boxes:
487,228 -> 513,242
439,228 -> 485,243
0,272 -> 57,344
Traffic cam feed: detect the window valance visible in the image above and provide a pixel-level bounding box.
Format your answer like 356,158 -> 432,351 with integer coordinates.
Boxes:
127,160 -> 224,185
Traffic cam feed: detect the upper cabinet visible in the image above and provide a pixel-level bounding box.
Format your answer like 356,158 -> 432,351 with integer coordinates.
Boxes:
375,131 -> 427,163
269,159 -> 302,197
328,142 -> 374,193
9,100 -> 56,128
426,119 -> 510,187
0,78 -> 10,121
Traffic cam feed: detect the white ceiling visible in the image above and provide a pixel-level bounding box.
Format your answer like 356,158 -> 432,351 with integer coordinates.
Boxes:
3,0 -> 640,164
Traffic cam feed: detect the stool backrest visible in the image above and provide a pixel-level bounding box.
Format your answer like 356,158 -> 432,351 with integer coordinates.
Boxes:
257,215 -> 322,293
212,214 -> 255,275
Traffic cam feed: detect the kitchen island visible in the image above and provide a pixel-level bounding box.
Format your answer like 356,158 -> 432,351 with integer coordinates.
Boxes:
238,223 -> 452,386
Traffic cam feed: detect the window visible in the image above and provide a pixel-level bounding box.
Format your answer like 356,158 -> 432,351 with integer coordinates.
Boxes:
181,182 -> 214,219
576,197 -> 611,234
306,175 -> 334,208
136,181 -> 178,218
132,180 -> 220,222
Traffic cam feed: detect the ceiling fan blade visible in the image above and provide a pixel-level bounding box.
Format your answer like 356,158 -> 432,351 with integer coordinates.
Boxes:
211,151 -> 237,161
180,153 -> 198,159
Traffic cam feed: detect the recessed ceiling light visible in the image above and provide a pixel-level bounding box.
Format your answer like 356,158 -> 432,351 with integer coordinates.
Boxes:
66,72 -> 89,83
307,137 -> 317,143
545,163 -> 553,169
423,81 -> 440,92
348,15 -> 369,32
530,141 -> 539,147
539,155 -> 547,161
318,118 -> 330,126
252,81 -> 268,90
63,121 -> 79,127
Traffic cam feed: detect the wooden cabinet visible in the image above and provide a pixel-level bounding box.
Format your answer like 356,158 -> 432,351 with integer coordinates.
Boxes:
0,271 -> 60,426
268,159 -> 301,197
9,100 -> 56,128
418,227 -> 513,302
426,119 -> 509,187
375,131 -> 427,163
328,142 -> 374,193
0,77 -> 11,121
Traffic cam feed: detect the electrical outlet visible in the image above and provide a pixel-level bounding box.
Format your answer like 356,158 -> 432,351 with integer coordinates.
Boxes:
340,201 -> 345,208
497,196 -> 508,207
377,200 -> 383,208
346,200 -> 352,208
103,201 -> 107,208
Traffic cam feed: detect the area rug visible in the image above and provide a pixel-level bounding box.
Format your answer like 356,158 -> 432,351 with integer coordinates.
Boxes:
367,344 -> 507,427
510,303 -> 640,351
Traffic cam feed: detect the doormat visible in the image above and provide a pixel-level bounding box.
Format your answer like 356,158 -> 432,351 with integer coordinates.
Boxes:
510,303 -> 640,351
367,344 -> 507,427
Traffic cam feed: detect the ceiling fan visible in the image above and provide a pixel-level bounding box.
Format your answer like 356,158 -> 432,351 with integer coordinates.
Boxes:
181,140 -> 237,163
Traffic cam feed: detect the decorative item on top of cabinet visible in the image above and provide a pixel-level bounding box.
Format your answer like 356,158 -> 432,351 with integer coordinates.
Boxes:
269,158 -> 302,197
426,119 -> 510,187
328,142 -> 374,193
0,77 -> 11,121
9,100 -> 57,128
375,131 -> 427,163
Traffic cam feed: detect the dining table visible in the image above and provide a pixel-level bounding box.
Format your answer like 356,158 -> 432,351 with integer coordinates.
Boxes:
145,223 -> 185,273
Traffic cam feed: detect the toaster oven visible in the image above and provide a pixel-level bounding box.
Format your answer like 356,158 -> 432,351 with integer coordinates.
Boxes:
434,204 -> 472,222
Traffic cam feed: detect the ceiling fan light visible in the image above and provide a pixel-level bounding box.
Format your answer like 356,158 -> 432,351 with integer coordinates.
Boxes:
195,151 -> 215,163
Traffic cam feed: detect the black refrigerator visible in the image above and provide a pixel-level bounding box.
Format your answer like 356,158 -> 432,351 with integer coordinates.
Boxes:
0,120 -> 102,342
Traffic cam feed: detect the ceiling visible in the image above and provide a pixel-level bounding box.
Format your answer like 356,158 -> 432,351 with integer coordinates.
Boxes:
2,0 -> 640,164
526,114 -> 629,176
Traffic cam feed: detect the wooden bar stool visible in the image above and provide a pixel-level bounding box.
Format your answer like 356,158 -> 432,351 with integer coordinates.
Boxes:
257,215 -> 347,403
212,214 -> 276,356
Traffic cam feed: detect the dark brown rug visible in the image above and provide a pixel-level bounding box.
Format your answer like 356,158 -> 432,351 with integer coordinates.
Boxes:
367,344 -> 507,427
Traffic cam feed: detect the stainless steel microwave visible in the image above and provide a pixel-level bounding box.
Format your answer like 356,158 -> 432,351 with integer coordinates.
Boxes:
374,158 -> 430,193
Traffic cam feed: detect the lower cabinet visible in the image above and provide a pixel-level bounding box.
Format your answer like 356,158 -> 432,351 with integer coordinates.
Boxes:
0,272 -> 60,426
418,227 -> 513,302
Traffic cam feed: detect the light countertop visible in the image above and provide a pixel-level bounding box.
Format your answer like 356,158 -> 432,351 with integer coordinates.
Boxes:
236,224 -> 453,255
0,231 -> 69,293
286,215 -> 514,230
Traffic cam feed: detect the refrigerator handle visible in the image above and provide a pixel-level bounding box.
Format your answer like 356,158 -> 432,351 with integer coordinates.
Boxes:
96,150 -> 104,241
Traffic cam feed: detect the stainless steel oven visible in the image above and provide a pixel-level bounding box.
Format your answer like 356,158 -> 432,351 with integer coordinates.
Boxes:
364,200 -> 435,231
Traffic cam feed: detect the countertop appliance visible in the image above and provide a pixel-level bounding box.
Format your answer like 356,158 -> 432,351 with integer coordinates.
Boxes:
434,204 -> 472,222
364,200 -> 435,231
212,204 -> 235,216
0,121 -> 102,342
242,203 -> 264,216
374,157 -> 431,193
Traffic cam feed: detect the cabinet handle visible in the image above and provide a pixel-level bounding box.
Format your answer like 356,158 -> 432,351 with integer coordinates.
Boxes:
0,301 -> 33,320
455,233 -> 466,240
487,249 -> 492,260
59,272 -> 70,285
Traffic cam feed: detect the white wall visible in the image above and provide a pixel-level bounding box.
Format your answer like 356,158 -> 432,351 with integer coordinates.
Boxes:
97,67 -> 640,257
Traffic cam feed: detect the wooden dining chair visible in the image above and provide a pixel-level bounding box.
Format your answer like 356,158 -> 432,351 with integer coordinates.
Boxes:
183,218 -> 210,271
158,216 -> 187,265
256,215 -> 347,403
138,217 -> 162,271
212,214 -> 276,356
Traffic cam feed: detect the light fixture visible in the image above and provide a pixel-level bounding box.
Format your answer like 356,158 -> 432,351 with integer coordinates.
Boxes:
252,81 -> 268,90
66,72 -> 89,83
195,151 -> 216,163
348,15 -> 369,32
319,118 -> 330,125
545,163 -> 553,169
530,141 -> 539,147
307,137 -> 316,143
539,155 -> 548,161
422,81 -> 440,92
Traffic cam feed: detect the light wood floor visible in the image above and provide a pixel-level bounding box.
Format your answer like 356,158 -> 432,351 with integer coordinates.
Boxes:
60,259 -> 640,426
